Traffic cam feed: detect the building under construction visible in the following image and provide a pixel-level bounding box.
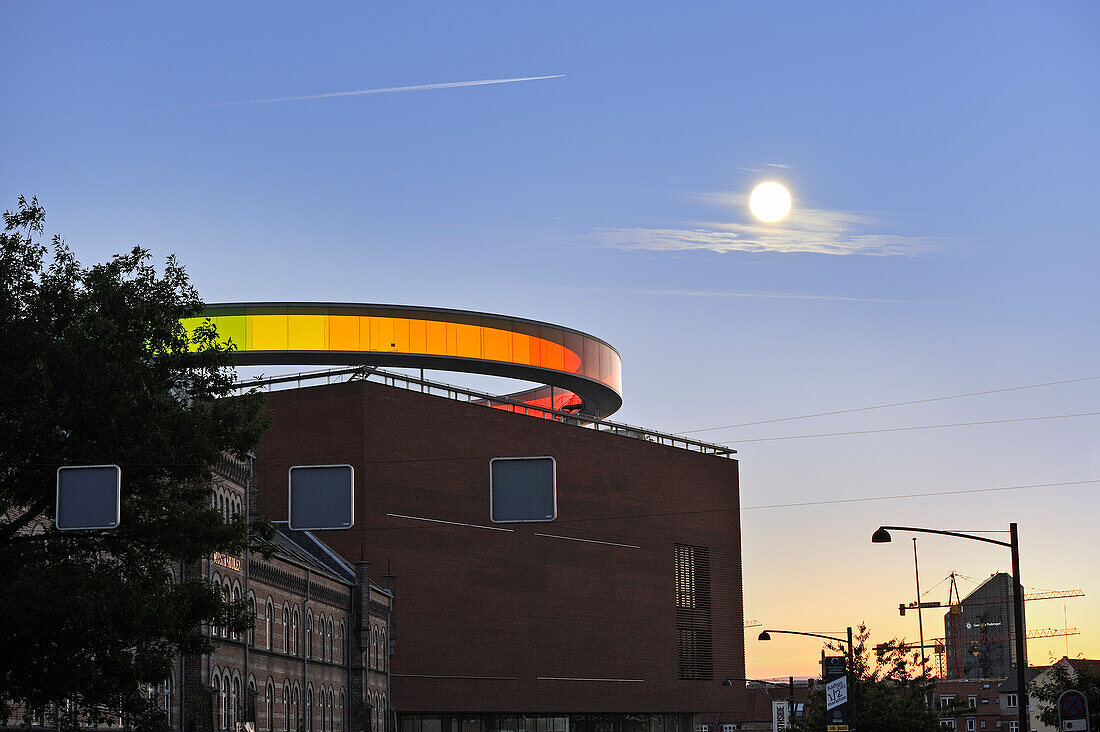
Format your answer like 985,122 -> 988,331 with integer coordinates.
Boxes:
945,573 -> 1020,679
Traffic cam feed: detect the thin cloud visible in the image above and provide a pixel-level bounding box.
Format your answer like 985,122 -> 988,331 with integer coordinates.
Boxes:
175,74 -> 567,111
552,285 -> 918,304
593,192 -> 944,257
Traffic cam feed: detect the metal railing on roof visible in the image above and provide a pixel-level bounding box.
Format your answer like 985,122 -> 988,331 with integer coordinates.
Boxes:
232,366 -> 736,458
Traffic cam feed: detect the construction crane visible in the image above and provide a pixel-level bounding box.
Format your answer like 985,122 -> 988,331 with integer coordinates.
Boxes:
875,628 -> 1081,678
898,572 -> 1084,615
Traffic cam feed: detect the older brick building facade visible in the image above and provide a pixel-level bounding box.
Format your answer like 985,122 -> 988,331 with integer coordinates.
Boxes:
167,456 -> 394,732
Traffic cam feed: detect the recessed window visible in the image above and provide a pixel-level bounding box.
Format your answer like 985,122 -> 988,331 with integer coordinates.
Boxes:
489,457 -> 557,522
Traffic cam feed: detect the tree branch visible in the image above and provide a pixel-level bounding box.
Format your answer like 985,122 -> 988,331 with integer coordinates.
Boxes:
0,497 -> 50,542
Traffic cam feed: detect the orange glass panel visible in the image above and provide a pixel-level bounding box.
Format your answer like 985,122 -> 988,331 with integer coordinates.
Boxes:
369,317 -> 395,351
329,315 -> 360,352
539,327 -> 565,372
390,317 -> 411,353
455,323 -> 481,359
425,320 -> 447,355
482,326 -> 511,363
408,319 -> 427,354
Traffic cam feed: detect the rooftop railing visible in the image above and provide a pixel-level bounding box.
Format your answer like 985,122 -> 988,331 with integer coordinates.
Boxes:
232,366 -> 736,458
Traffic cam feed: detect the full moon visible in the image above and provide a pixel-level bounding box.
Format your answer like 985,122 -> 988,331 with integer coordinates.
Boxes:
748,181 -> 792,223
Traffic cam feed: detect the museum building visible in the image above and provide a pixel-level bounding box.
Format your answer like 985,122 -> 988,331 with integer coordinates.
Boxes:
203,303 -> 749,731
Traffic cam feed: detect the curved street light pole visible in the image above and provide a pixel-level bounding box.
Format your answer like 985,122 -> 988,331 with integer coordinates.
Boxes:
873,523 -> 1027,732
758,628 -> 855,673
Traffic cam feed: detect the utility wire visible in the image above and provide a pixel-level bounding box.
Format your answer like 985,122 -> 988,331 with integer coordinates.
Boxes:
683,375 -> 1100,434
728,410 -> 1100,444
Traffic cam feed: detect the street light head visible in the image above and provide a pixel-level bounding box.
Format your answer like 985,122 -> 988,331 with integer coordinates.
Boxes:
871,527 -> 892,543
758,631 -> 771,641
722,678 -> 733,686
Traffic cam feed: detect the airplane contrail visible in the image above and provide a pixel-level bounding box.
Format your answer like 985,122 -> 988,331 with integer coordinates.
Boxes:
186,74 -> 567,110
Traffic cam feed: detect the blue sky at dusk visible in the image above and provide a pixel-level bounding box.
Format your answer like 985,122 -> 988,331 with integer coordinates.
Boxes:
4,2 -> 1099,677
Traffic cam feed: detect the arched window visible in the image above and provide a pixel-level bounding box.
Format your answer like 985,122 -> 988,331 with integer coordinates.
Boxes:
369,627 -> 376,669
282,605 -> 290,654
305,686 -> 313,732
305,611 -> 313,659
266,680 -> 275,732
266,598 -> 274,650
282,685 -> 290,732
328,618 -> 335,661
232,676 -> 241,729
292,607 -> 300,655
223,673 -> 231,729
211,575 -> 222,636
338,622 -> 345,664
163,675 -> 171,713
380,693 -> 386,732
249,677 -> 257,727
212,674 -> 223,730
319,688 -> 326,732
339,690 -> 345,732
380,629 -> 387,670
317,613 -> 325,661
231,585 -> 242,641
292,685 -> 300,732
248,592 -> 257,646
329,688 -> 335,732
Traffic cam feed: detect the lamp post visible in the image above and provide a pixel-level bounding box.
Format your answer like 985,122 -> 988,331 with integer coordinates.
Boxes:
758,627 -> 854,673
759,628 -> 856,731
872,523 -> 1027,732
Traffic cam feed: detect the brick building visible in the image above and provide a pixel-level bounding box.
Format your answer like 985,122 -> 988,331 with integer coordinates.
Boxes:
166,455 -> 394,732
251,369 -> 747,730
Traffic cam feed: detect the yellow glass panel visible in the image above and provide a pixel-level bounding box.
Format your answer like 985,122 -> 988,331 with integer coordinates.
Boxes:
455,323 -> 481,359
409,319 -> 427,354
425,320 -> 447,355
250,314 -> 288,351
329,315 -> 360,352
215,315 -> 247,351
287,314 -> 326,352
482,326 -> 511,363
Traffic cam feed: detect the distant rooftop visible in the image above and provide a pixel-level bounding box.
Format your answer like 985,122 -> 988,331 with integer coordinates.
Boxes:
233,365 -> 736,459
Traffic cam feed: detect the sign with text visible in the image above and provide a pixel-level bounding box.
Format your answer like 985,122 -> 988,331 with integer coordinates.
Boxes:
823,656 -> 850,732
826,676 -> 849,710
772,700 -> 790,731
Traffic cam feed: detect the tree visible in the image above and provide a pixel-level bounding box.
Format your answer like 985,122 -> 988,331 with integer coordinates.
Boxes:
0,197 -> 272,729
793,624 -> 940,732
1031,660 -> 1100,730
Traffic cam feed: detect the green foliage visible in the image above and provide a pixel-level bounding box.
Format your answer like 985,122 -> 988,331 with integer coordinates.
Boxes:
793,624 -> 940,732
0,197 -> 272,729
1031,661 -> 1100,730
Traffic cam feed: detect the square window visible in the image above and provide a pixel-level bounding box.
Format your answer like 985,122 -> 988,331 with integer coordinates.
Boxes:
490,457 -> 557,523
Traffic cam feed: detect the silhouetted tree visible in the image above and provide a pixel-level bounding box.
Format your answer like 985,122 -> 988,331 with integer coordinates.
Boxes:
0,197 -> 272,730
794,623 -> 939,732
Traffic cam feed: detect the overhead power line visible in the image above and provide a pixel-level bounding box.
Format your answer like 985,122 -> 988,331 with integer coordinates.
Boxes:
683,375 -> 1100,434
729,410 -> 1100,444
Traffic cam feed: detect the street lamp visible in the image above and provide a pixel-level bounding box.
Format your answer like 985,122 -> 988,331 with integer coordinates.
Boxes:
758,627 -> 855,673
872,523 -> 1028,732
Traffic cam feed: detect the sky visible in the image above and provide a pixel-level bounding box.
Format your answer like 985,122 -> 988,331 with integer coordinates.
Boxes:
3,2 -> 1099,680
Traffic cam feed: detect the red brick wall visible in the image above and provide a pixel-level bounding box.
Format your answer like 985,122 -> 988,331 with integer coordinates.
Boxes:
255,380 -> 745,714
